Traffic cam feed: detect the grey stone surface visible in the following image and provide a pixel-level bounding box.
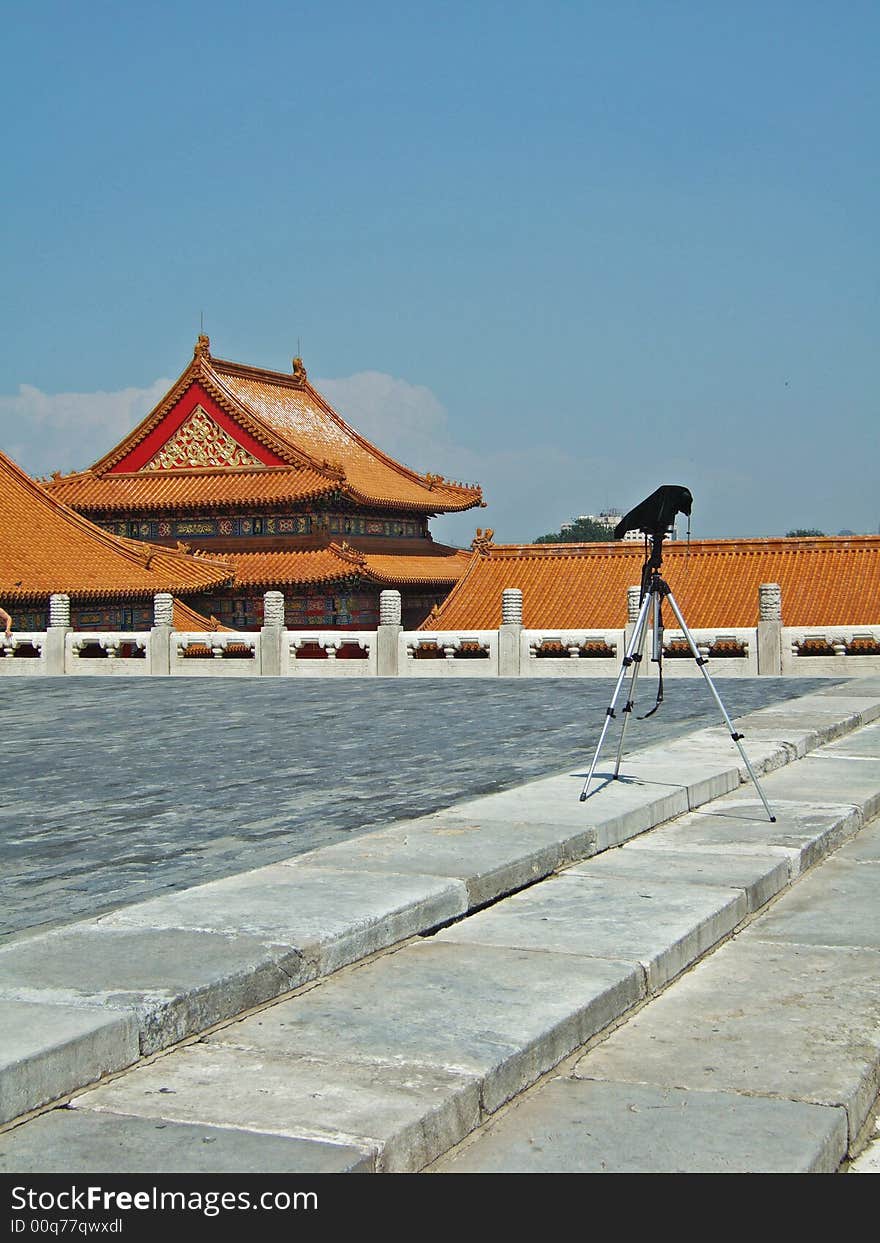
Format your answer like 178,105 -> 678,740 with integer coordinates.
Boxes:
209,941 -> 643,1116
625,800 -> 862,876
576,939 -> 880,1143
821,721 -> 880,758
0,677 -> 836,941
0,925 -> 304,1056
0,1107 -> 372,1173
72,1043 -> 480,1173
726,754 -> 880,821
582,844 -> 791,911
596,752 -> 741,809
0,1000 -> 138,1125
437,771 -> 691,852
435,871 -> 747,992
431,1078 -> 848,1173
100,863 -> 467,977
834,817 -> 880,862
748,857 -> 880,950
293,818 -> 582,909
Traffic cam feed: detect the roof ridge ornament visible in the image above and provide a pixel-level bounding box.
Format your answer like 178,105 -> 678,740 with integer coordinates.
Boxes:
471,527 -> 495,555
194,334 -> 211,359
292,356 -> 307,381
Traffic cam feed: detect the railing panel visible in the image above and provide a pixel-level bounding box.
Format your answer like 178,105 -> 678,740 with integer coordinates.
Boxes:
522,630 -> 622,677
657,628 -> 758,678
286,632 -> 377,677
0,634 -> 47,676
67,632 -> 151,676
782,627 -> 880,677
170,632 -> 260,677
400,631 -> 498,676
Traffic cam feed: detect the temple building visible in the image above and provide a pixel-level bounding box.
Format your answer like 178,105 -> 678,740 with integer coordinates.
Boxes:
43,337 -> 483,629
426,533 -> 880,630
1,446 -> 233,632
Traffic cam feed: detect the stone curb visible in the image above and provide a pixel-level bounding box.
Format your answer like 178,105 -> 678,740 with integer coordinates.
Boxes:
1,684 -> 879,1132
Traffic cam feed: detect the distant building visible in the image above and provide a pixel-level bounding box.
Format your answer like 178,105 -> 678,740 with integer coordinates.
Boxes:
560,509 -> 677,542
42,337 -> 484,629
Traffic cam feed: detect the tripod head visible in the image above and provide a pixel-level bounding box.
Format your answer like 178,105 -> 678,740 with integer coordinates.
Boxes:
614,485 -> 693,543
615,484 -> 693,596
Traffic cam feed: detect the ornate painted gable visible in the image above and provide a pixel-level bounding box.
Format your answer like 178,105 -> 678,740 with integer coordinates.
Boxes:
143,406 -> 262,471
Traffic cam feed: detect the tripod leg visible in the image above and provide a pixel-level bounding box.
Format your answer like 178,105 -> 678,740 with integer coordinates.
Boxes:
663,590 -> 777,823
580,592 -> 652,802
612,592 -> 652,777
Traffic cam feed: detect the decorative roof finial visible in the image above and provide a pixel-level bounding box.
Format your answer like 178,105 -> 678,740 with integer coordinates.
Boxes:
194,334 -> 210,359
292,356 -> 307,381
471,528 -> 495,555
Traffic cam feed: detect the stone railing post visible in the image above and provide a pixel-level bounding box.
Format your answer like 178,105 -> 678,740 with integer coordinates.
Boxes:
377,590 -> 402,676
757,583 -> 782,675
260,590 -> 285,677
149,592 -> 174,676
499,588 -> 522,677
45,593 -> 71,675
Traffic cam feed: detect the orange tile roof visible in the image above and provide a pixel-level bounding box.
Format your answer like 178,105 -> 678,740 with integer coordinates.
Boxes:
46,338 -> 484,516
224,541 -> 472,590
172,599 -> 233,631
426,536 -> 880,630
211,357 -> 482,513
43,466 -> 338,513
0,447 -> 234,604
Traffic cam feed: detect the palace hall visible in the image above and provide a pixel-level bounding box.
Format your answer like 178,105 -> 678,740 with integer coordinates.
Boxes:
42,337 -> 484,630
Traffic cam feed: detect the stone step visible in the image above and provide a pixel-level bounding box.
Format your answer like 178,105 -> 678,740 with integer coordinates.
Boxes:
433,814 -> 880,1173
2,698 -> 879,1172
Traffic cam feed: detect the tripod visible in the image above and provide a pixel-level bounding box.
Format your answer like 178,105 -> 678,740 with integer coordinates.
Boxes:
579,532 -> 776,822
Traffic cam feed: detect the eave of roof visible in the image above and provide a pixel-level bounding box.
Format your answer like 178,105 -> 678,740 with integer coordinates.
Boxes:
1,446 -> 234,603
41,465 -> 341,513
222,541 -> 472,590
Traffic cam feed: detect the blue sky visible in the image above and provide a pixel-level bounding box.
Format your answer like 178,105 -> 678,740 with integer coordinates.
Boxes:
1,1 -> 877,545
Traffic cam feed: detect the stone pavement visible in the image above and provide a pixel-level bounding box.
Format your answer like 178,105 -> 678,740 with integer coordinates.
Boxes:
1,678 -> 879,1173
0,676 -> 835,942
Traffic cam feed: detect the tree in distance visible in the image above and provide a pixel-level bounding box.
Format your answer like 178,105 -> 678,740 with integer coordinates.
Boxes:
786,527 -> 825,537
535,516 -> 612,544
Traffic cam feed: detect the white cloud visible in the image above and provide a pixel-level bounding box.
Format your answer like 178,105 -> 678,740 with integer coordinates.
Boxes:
0,379 -> 170,476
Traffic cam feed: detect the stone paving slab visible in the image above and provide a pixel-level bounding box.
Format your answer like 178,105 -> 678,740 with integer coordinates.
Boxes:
746,860 -> 880,951
596,754 -> 741,808
292,817 -> 594,909
435,872 -> 747,992
620,801 -> 863,877
574,939 -> 880,1144
71,1044 -> 482,1173
820,721 -> 880,758
0,1000 -> 138,1127
725,753 -> 880,821
581,845 -> 791,912
0,925 -> 305,1057
99,864 -> 467,979
632,728 -> 799,779
434,772 -> 690,851
430,1078 -> 848,1174
0,1107 -> 372,1173
206,942 -> 643,1118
